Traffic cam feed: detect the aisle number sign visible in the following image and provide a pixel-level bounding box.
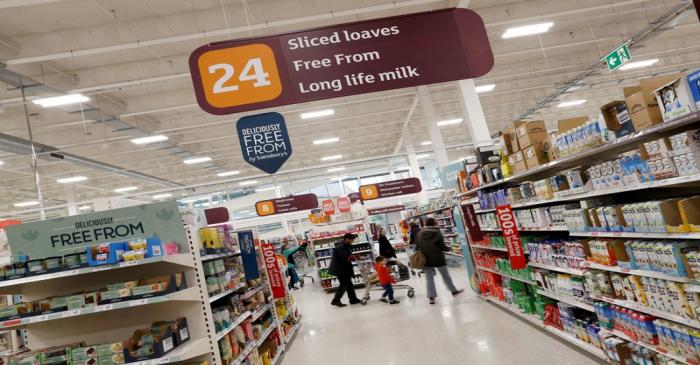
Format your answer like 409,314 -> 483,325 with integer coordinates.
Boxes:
495,205 -> 526,270
189,8 -> 494,115
359,177 -> 422,201
605,44 -> 631,71
255,193 -> 319,216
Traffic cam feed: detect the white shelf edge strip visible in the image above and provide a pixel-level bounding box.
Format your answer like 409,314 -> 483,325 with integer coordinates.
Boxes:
528,262 -> 584,276
231,341 -> 258,365
471,245 -> 508,252
209,282 -> 247,303
240,285 -> 265,300
570,231 -> 700,239
201,251 -> 241,261
590,294 -> 700,330
251,304 -> 271,321
257,321 -> 277,346
476,266 -> 535,285
480,226 -> 568,232
601,328 -> 692,364
129,337 -> 210,365
215,311 -> 252,341
582,262 -> 690,283
536,289 -> 594,312
284,322 -> 301,344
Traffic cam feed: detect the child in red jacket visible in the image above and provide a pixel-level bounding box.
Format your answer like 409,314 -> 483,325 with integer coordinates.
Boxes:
374,256 -> 399,304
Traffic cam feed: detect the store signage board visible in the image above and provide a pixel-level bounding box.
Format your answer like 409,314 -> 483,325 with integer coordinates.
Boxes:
359,177 -> 422,201
461,204 -> 483,242
237,231 -> 260,280
255,193 -> 319,216
495,205 -> 526,270
367,205 -> 405,215
189,8 -> 494,115
336,197 -> 352,213
6,201 -> 188,260
236,112 -> 292,174
204,207 -> 230,225
321,199 -> 336,216
605,44 -> 631,71
348,192 -> 361,204
261,243 -> 286,299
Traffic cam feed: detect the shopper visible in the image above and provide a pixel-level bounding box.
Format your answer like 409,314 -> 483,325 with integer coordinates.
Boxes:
417,218 -> 464,304
374,256 -> 399,304
408,223 -> 421,249
377,228 -> 397,259
282,241 -> 308,290
328,233 -> 361,307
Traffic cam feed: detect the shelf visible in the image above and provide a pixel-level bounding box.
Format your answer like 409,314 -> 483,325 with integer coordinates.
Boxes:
128,337 -> 211,365
0,287 -> 200,330
350,249 -> 372,254
570,231 -> 700,239
536,289 -> 594,312
284,322 -> 301,344
601,329 -> 694,365
0,254 -> 194,293
231,340 -> 258,365
251,304 -> 271,321
476,266 -> 535,285
445,252 -> 464,258
257,321 -> 277,345
406,206 -> 452,218
215,311 -> 252,341
687,284 -> 700,293
314,241 -> 368,251
310,233 -> 366,241
528,262 -> 585,276
466,111 -> 700,193
240,285 -> 265,300
271,345 -> 284,365
480,295 -> 610,363
470,245 -> 508,252
480,226 -> 568,232
315,255 -> 332,260
590,294 -> 700,330
209,282 -> 247,303
582,261 -> 690,283
201,250 -> 241,261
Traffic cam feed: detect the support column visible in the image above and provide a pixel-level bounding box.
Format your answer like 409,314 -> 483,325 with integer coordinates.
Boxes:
64,184 -> 78,216
457,79 -> 493,148
417,86 -> 450,169
402,127 -> 429,204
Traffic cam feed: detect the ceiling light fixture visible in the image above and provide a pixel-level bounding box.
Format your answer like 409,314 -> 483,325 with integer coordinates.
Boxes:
180,198 -> 198,204
327,167 -> 346,172
114,186 -> 138,193
475,84 -> 496,93
131,135 -> 168,145
33,93 -> 89,107
300,109 -> 334,119
78,205 -> 91,211
183,156 -> 212,164
56,176 -> 88,184
313,137 -> 339,145
239,180 -> 258,186
618,59 -> 659,70
421,141 -> 432,146
255,187 -> 276,192
217,171 -> 240,177
416,154 -> 431,159
0,161 -> 4,165
395,166 -> 410,171
502,22 -> 554,39
557,99 -> 587,108
14,201 -> 39,208
152,193 -> 173,199
321,154 -> 343,161
437,118 -> 463,126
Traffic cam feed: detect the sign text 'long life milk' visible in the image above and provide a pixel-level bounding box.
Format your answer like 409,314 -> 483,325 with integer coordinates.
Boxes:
189,8 -> 494,115
495,205 -> 526,270
236,112 -> 292,174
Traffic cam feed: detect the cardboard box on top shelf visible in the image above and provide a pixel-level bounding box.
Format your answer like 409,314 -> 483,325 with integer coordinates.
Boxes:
653,72 -> 697,122
504,120 -> 526,153
499,133 -> 513,156
660,198 -> 688,233
541,133 -> 557,161
515,120 -> 548,149
601,100 -> 635,138
476,145 -> 501,165
623,74 -> 678,131
508,151 -> 527,174
522,143 -> 548,169
679,196 -> 700,232
557,117 -> 588,134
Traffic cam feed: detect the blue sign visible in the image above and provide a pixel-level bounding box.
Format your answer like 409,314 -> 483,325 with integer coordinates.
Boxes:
236,112 -> 292,174
237,231 -> 260,280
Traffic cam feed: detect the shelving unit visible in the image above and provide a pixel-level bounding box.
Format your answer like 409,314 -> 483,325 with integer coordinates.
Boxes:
528,262 -> 585,276
404,206 -> 464,257
476,265 -> 535,285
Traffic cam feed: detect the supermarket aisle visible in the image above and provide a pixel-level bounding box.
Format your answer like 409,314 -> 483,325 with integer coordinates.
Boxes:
282,265 -> 602,365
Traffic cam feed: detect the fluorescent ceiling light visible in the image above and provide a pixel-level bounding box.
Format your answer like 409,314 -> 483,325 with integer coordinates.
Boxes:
57,176 -> 87,184
330,176 -> 349,181
152,193 -> 173,199
0,161 -> 4,165
239,210 -> 250,213
313,137 -> 339,145
14,201 -> 39,208
32,93 -> 89,107
180,198 -> 198,204
618,59 -> 659,70
327,167 -> 346,172
437,118 -> 463,126
239,180 -> 258,186
395,166 -> 410,171
502,22 -> 554,39
557,99 -> 587,108
255,187 -> 276,192
301,109 -> 334,119
78,205 -> 91,211
475,84 -> 496,93
114,186 -> 138,193
131,135 -> 168,145
321,154 -> 343,161
416,154 -> 430,159
183,156 -> 212,164
217,171 -> 240,177
421,141 -> 432,146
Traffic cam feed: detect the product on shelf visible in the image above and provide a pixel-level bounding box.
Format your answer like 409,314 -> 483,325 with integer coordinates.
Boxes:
198,226 -> 239,255
476,204 -> 568,230
527,239 -> 587,270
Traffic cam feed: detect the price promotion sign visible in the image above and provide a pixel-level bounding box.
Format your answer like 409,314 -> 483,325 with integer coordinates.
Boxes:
321,199 -> 336,216
261,243 -> 286,299
189,8 -> 493,115
336,197 -> 352,213
359,177 -> 421,202
255,193 -> 319,216
495,205 -> 526,270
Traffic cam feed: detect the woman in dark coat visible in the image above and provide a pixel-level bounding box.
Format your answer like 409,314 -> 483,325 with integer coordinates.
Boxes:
377,228 -> 397,259
417,218 -> 464,304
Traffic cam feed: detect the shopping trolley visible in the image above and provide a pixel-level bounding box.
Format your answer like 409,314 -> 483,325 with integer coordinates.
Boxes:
358,260 -> 415,305
290,245 -> 315,287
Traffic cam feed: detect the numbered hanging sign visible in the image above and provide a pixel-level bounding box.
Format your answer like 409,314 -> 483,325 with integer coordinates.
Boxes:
359,177 -> 422,201
255,194 -> 319,216
236,112 -> 292,174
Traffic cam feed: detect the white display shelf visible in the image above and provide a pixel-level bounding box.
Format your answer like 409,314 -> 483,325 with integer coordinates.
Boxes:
600,329 -> 692,365
351,249 -> 372,254
528,262 -> 584,276
476,266 -> 535,285
569,231 -> 700,239
315,255 -> 332,260
314,241 -> 369,252
201,251 -> 241,261
0,254 -> 194,292
257,321 -> 277,346
445,252 -> 464,258
215,311 -> 252,341
480,226 -> 568,232
406,206 -> 452,218
209,282 -> 247,303
283,322 -> 301,344
231,341 -> 258,365
240,285 -> 265,300
582,261 -> 690,283
480,295 -> 610,362
271,345 -> 284,365
470,245 -> 508,252
590,294 -> 700,330
128,337 -> 211,365
251,304 -> 271,321
0,287 -> 200,330
536,289 -> 594,312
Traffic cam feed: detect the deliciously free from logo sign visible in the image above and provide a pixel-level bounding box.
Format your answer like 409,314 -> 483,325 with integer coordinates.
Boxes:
236,112 -> 292,174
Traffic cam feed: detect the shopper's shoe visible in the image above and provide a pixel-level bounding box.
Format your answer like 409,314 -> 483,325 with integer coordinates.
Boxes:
292,286 -> 300,290
380,298 -> 389,303
349,299 -> 362,305
429,298 -> 436,305
331,301 -> 347,307
452,289 -> 465,296
389,300 -> 400,304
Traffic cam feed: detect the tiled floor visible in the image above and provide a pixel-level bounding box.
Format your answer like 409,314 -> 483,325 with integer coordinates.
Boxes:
282,265 -> 604,364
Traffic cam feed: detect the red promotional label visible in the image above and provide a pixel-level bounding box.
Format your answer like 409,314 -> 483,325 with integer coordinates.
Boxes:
336,197 -> 352,213
367,205 -> 405,215
261,243 -> 286,299
255,193 -> 319,216
461,204 -> 483,243
359,177 -> 421,201
189,8 -> 494,115
322,199 -> 336,216
495,205 -> 526,270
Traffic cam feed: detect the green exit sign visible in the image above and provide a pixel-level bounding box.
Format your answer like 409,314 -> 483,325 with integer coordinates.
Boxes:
605,44 -> 631,71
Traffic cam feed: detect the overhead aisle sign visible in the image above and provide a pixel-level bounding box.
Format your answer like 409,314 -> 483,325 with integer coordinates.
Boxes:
359,177 -> 421,201
189,8 -> 494,115
255,193 -> 319,216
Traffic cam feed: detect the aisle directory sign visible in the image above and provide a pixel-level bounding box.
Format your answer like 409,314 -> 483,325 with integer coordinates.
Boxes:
255,193 -> 319,216
359,177 -> 422,201
189,8 -> 493,115
236,112 -> 292,174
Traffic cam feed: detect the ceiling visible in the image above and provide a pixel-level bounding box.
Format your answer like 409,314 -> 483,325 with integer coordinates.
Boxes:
0,0 -> 698,220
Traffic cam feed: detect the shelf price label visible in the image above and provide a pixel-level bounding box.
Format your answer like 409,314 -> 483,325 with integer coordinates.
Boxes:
496,205 -> 527,270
